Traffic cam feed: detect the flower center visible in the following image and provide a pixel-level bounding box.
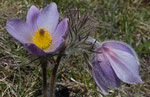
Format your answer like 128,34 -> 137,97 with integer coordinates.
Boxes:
32,28 -> 52,50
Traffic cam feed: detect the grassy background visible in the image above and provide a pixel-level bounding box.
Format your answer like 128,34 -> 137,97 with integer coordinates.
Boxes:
0,0 -> 150,97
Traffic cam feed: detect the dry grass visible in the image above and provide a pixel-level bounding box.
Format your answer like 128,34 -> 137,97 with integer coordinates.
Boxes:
0,0 -> 150,97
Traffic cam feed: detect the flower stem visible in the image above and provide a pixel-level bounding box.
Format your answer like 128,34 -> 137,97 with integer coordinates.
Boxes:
49,54 -> 63,97
40,57 -> 48,97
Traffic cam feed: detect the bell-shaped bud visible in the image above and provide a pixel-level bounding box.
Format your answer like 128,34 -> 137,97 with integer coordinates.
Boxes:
92,41 -> 142,95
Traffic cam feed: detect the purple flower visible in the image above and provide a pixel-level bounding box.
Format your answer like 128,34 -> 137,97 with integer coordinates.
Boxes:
92,41 -> 142,95
6,3 -> 68,56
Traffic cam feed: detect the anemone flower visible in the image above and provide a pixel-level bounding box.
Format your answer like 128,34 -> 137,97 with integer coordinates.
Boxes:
6,2 -> 68,56
92,41 -> 142,95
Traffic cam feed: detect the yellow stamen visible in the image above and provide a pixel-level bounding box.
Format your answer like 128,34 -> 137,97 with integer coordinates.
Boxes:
32,28 -> 52,50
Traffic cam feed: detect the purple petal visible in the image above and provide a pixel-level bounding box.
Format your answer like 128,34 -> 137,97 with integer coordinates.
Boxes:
26,5 -> 40,32
24,43 -> 46,56
6,19 -> 32,44
92,69 -> 109,95
37,2 -> 59,34
92,48 -> 121,95
45,38 -> 64,53
52,18 -> 68,39
102,41 -> 139,65
102,42 -> 142,83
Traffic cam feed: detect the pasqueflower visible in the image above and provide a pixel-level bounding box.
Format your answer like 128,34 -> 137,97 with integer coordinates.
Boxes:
92,41 -> 142,95
6,2 -> 68,56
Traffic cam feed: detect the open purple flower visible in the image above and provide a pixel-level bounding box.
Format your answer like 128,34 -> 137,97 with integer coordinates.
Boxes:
92,41 -> 142,95
6,3 -> 68,56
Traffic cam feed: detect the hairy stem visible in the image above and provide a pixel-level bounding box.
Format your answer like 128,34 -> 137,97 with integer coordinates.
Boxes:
49,54 -> 63,97
40,58 -> 48,97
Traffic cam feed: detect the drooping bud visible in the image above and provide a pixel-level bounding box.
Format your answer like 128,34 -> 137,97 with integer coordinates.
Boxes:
91,40 -> 142,95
